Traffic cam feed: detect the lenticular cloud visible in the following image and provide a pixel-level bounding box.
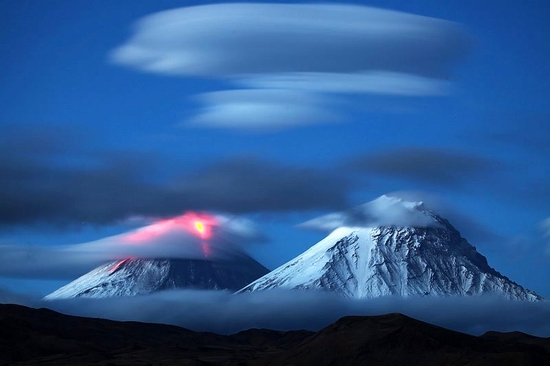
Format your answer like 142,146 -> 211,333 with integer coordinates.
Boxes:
111,3 -> 469,80
110,3 -> 471,128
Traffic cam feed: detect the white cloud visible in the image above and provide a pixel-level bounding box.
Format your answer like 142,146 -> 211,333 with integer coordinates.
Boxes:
186,89 -> 337,130
111,3 -> 470,130
237,72 -> 451,96
111,4 -> 469,78
300,194 -> 439,232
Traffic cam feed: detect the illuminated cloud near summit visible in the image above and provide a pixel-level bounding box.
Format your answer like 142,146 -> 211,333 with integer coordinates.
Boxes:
111,3 -> 470,129
300,195 -> 438,232
0,212 -> 262,279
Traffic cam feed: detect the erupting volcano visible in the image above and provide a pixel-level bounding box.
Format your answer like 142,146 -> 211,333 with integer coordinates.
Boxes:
44,213 -> 269,300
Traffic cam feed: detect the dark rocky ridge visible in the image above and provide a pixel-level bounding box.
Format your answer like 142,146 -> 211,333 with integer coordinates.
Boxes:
1,303 -> 549,365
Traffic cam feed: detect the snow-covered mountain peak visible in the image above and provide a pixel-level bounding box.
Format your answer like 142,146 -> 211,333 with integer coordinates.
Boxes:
44,254 -> 269,300
242,198 -> 543,301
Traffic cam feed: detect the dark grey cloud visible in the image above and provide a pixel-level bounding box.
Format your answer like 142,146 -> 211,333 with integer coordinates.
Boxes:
0,126 -> 347,227
172,157 -> 347,213
478,114 -> 550,155
349,147 -> 501,187
44,290 -> 550,337
464,114 -> 550,210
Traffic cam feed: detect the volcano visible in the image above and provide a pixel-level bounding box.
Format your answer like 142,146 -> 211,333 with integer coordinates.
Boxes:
239,195 -> 542,301
44,255 -> 269,300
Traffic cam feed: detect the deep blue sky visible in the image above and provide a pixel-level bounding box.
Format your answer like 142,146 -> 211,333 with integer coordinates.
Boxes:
1,0 -> 549,298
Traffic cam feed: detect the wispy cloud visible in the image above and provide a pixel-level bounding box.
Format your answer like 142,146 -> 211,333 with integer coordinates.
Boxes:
187,89 -> 338,131
111,3 -> 470,130
238,72 -> 452,96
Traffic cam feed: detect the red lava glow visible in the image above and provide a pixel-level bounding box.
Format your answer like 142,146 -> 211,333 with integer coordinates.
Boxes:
194,221 -> 205,236
182,213 -> 215,239
109,258 -> 131,274
124,212 -> 216,243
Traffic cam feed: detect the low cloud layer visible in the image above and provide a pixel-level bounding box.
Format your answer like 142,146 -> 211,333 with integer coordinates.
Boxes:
349,147 -> 500,187
0,125 -> 347,227
111,3 -> 470,130
0,212 -> 263,279
38,290 -> 550,337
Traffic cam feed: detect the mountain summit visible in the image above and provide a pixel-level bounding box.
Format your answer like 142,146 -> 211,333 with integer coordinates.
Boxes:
239,195 -> 542,301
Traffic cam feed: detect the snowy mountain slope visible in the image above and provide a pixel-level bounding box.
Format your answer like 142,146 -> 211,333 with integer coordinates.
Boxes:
239,196 -> 543,301
44,255 -> 269,300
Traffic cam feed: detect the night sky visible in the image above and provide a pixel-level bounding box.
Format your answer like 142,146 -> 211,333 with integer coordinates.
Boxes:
1,0 -> 549,309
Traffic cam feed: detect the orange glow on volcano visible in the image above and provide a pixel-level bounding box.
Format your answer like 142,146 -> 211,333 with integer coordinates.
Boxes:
194,221 -> 205,235
183,213 -> 214,239
124,212 -> 216,243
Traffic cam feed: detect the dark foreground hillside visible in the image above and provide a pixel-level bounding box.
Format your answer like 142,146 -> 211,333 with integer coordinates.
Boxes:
1,303 -> 549,365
